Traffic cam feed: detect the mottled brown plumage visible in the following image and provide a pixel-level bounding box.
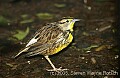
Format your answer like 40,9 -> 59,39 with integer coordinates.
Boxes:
26,23 -> 70,56
14,19 -> 79,71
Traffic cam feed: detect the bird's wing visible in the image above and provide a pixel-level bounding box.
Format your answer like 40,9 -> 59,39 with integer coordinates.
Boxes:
14,23 -> 59,58
25,25 -> 64,57
26,23 -> 59,47
25,43 -> 51,57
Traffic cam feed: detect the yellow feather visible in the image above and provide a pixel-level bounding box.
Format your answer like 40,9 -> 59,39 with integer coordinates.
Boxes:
69,22 -> 75,32
51,33 -> 73,55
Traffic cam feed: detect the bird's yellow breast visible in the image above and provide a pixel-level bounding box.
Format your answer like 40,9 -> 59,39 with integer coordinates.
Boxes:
50,33 -> 73,55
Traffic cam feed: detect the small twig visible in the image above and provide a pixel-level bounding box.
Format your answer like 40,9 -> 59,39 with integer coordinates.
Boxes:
98,25 -> 111,32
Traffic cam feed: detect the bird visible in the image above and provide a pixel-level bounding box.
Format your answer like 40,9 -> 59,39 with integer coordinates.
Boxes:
14,18 -> 80,72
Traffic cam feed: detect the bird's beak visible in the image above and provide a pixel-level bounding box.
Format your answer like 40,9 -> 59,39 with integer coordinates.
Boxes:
72,19 -> 80,22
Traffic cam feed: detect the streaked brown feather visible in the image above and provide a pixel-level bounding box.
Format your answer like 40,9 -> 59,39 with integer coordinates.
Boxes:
25,22 -> 69,57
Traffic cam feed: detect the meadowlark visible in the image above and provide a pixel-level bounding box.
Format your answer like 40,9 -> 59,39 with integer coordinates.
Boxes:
14,18 -> 80,71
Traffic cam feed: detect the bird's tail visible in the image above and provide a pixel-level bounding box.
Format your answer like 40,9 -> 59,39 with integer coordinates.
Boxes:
14,47 -> 29,58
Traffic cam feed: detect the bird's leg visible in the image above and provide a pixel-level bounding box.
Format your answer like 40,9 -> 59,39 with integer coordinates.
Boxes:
44,56 -> 68,72
44,56 -> 56,70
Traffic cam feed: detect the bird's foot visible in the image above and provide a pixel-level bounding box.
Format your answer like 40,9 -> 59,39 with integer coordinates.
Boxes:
46,67 -> 68,72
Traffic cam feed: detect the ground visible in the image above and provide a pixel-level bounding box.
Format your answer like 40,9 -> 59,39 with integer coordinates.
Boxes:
0,0 -> 119,78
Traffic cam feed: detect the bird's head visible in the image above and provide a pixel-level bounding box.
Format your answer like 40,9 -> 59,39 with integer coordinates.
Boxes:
58,19 -> 80,32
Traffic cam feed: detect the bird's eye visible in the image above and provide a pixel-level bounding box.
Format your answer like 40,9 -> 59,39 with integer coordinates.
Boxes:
66,20 -> 69,22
